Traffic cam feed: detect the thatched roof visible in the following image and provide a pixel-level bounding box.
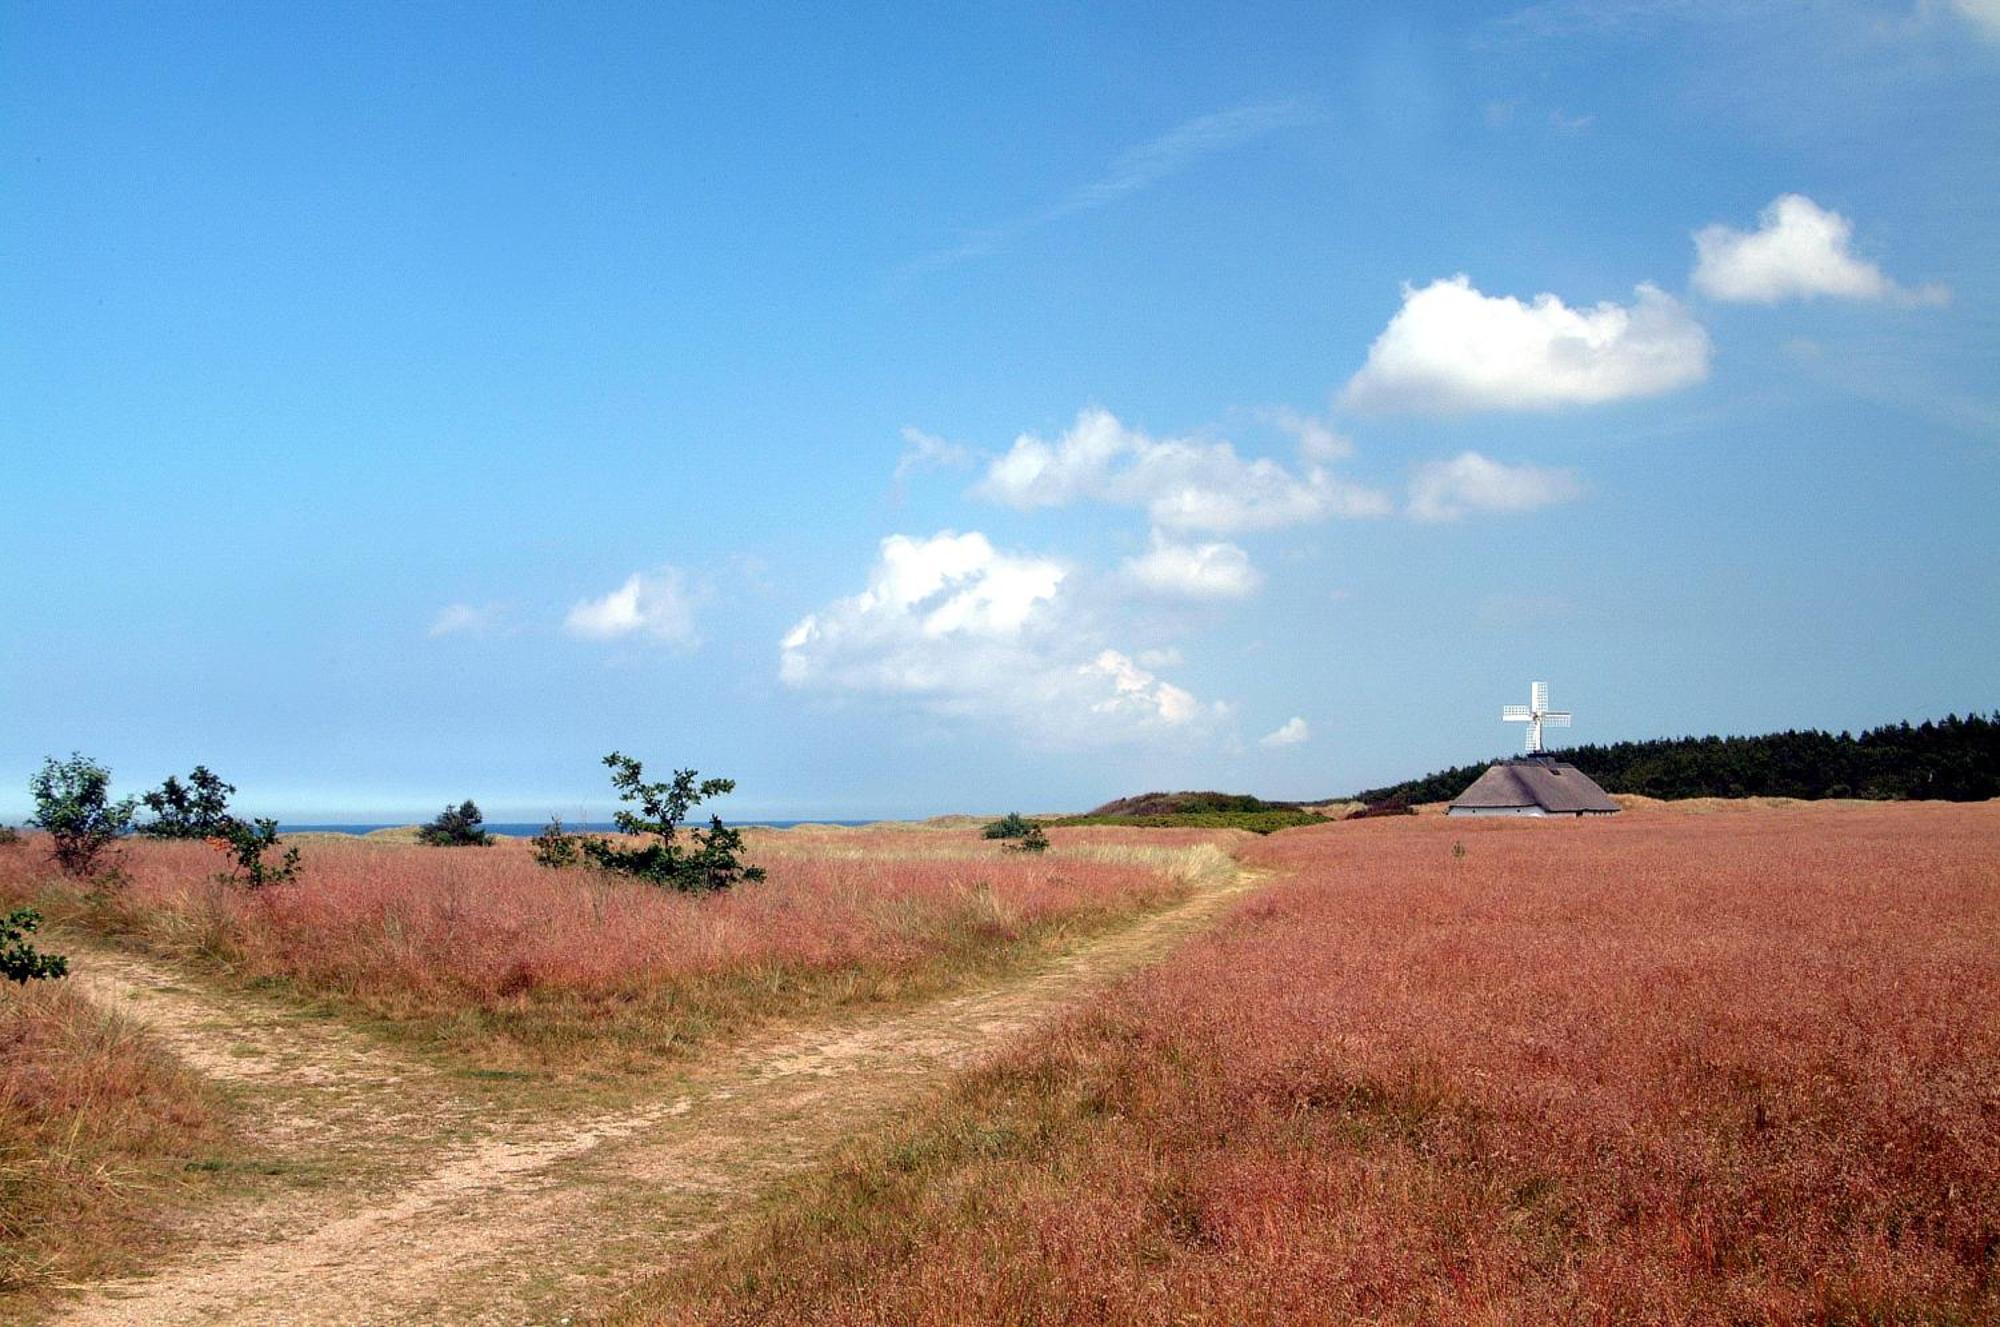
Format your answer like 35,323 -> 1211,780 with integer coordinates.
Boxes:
1450,760 -> 1620,814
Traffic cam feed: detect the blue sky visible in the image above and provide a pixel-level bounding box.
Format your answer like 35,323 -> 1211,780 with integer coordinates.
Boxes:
4,1 -> 1996,821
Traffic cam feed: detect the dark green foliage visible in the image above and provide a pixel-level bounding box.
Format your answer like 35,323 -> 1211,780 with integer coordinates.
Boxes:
138,765 -> 238,839
982,812 -> 1036,840
531,817 -> 583,869
2,906 -> 68,984
1346,800 -> 1416,820
213,818 -> 301,889
29,753 -> 136,877
1085,790 -> 1285,817
417,800 -> 492,847
577,752 -> 766,892
0,825 -> 20,846
1348,712 -> 2000,806
1006,824 -> 1051,854
1045,810 -> 1325,835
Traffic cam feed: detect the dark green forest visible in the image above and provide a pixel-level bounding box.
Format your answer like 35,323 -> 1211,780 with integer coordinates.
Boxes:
1348,713 -> 2000,806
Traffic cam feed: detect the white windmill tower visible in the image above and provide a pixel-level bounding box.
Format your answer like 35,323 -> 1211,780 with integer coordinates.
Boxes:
1502,681 -> 1571,755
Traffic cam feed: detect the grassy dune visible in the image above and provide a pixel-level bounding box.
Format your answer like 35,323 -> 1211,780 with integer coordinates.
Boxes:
0,829 -> 1231,1071
622,802 -> 2000,1325
1,982 -> 223,1299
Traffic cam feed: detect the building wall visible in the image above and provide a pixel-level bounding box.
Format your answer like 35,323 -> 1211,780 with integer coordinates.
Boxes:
1446,805 -> 1547,818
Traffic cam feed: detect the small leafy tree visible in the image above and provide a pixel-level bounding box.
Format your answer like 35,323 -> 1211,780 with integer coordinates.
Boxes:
2,906 -> 68,984
0,824 -> 21,847
579,752 -> 765,892
212,817 -> 301,889
982,812 -> 1035,841
531,817 -> 583,869
139,765 -> 238,838
1007,824 -> 1051,854
29,753 -> 135,877
416,800 -> 492,847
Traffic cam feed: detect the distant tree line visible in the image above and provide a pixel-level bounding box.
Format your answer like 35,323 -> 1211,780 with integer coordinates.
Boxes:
1348,713 -> 2000,806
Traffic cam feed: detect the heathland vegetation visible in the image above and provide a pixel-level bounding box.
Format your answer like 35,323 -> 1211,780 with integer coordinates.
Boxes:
1043,791 -> 1326,834
1353,711 -> 2000,805
620,802 -> 2000,1325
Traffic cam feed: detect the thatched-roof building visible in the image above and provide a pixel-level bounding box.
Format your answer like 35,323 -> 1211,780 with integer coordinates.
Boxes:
1447,757 -> 1620,818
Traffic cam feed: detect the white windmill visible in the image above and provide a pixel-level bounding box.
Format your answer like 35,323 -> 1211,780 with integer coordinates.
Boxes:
1502,681 -> 1571,755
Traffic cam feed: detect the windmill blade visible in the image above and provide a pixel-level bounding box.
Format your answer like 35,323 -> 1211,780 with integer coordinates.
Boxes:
1531,681 -> 1548,712
1502,706 -> 1533,720
1544,712 -> 1573,727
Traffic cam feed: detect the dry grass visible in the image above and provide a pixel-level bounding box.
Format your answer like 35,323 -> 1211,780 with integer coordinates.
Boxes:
624,801 -> 2000,1326
0,980 -> 222,1300
0,830 -> 1227,1070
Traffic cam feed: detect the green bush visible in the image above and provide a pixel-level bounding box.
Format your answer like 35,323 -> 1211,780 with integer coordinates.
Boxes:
416,800 -> 492,847
213,818 -> 301,889
1006,824 -> 1051,855
2,906 -> 68,984
0,824 -> 20,847
982,812 -> 1035,840
531,817 -> 583,869
137,765 -> 237,839
576,752 -> 765,892
29,753 -> 135,878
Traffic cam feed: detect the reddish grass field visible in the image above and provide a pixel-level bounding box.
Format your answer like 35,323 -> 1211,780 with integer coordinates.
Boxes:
625,802 -> 2000,1325
0,982 -> 219,1296
0,829 -> 1224,1068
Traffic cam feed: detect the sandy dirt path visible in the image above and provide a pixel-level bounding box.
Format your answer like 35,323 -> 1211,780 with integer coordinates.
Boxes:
49,865 -> 1267,1327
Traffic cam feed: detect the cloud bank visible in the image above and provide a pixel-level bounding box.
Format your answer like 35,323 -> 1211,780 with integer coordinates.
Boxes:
1342,275 -> 1710,413
1122,532 -> 1264,599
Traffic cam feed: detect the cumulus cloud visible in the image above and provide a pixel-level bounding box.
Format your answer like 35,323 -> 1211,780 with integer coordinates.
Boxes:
1408,452 -> 1585,523
564,568 -> 699,645
427,603 -> 504,639
974,408 -> 1391,533
1342,275 -> 1710,413
1265,407 -> 1353,462
1691,194 -> 1947,305
1259,716 -> 1311,748
779,531 -> 1217,744
1122,531 -> 1263,599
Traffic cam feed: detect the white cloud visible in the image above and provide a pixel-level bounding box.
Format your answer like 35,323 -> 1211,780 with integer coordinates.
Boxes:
1341,275 -> 1710,413
779,531 -> 1218,745
1265,407 -> 1353,462
1408,452 -> 1585,523
892,426 -> 973,493
564,568 -> 699,645
1691,194 -> 1947,305
974,407 -> 1391,533
1259,716 -> 1311,748
427,603 -> 504,639
1122,531 -> 1263,599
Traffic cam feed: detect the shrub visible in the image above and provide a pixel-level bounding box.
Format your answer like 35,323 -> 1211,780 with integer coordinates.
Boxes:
1006,825 -> 1051,855
416,800 -> 493,848
211,818 -> 301,889
29,753 -> 135,877
137,765 -> 237,839
578,752 -> 766,892
981,812 -> 1035,841
532,817 -> 583,869
2,905 -> 68,983
0,825 -> 20,847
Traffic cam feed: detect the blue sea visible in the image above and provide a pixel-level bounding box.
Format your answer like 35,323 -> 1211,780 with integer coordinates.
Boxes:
278,820 -> 880,836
